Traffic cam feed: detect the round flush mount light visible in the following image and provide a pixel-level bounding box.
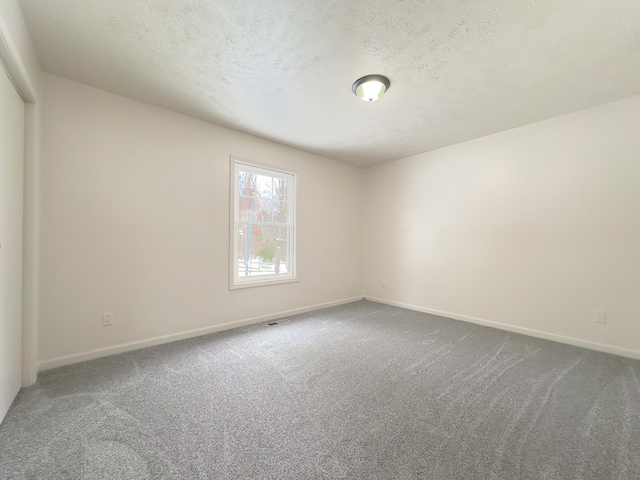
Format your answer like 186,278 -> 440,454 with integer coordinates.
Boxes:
352,74 -> 390,102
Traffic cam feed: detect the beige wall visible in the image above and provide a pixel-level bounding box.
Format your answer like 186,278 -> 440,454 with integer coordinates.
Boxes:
0,65 -> 25,422
33,71 -> 640,366
38,73 -> 363,367
364,95 -> 640,357
0,0 -> 41,406
0,0 -> 40,99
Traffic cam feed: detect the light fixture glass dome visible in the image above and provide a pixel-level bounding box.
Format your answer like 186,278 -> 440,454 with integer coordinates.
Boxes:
352,74 -> 390,102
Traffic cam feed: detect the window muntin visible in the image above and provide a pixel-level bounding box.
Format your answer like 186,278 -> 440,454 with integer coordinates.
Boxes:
231,158 -> 296,288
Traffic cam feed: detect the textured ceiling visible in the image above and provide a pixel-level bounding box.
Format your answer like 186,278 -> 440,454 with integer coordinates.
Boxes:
17,0 -> 640,167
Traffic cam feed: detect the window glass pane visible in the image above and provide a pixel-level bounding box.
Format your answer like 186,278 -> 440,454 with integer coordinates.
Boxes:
238,170 -> 288,224
275,200 -> 288,223
239,195 -> 269,222
255,174 -> 273,198
238,171 -> 256,196
236,224 -> 290,278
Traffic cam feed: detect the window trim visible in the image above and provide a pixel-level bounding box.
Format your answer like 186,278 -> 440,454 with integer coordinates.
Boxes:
229,156 -> 298,290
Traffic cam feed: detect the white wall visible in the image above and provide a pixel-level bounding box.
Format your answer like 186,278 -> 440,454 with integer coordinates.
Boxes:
364,95 -> 640,357
32,71 -> 640,366
0,0 -> 41,401
0,0 -> 40,100
38,73 -> 363,367
0,66 -> 25,421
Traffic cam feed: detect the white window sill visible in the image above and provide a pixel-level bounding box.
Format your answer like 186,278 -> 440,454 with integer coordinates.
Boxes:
229,277 -> 299,290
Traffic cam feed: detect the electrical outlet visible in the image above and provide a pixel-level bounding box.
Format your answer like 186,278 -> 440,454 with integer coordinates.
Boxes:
102,312 -> 113,327
594,310 -> 607,324
349,279 -> 355,287
381,280 -> 386,288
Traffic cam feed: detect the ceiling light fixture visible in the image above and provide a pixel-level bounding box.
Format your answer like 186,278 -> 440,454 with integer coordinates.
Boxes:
352,74 -> 390,102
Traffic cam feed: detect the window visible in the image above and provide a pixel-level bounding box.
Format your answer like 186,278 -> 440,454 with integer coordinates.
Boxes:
230,157 -> 297,289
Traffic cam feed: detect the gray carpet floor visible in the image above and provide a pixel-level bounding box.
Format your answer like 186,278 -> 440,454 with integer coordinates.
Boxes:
1,300 -> 639,479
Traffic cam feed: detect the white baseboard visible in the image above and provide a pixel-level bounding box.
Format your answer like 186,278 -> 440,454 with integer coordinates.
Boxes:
38,296 -> 365,371
365,296 -> 640,360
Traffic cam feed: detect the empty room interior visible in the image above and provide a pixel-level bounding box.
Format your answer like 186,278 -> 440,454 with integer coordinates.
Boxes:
1,0 -> 640,478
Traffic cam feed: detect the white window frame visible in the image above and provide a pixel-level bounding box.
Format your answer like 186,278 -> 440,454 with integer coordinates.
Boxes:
229,156 -> 298,289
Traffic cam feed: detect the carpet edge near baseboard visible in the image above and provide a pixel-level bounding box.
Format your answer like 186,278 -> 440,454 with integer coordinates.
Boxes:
38,296 -> 366,372
365,296 -> 640,360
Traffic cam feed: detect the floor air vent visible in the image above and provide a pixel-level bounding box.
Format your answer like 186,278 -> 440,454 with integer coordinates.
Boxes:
267,321 -> 279,326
